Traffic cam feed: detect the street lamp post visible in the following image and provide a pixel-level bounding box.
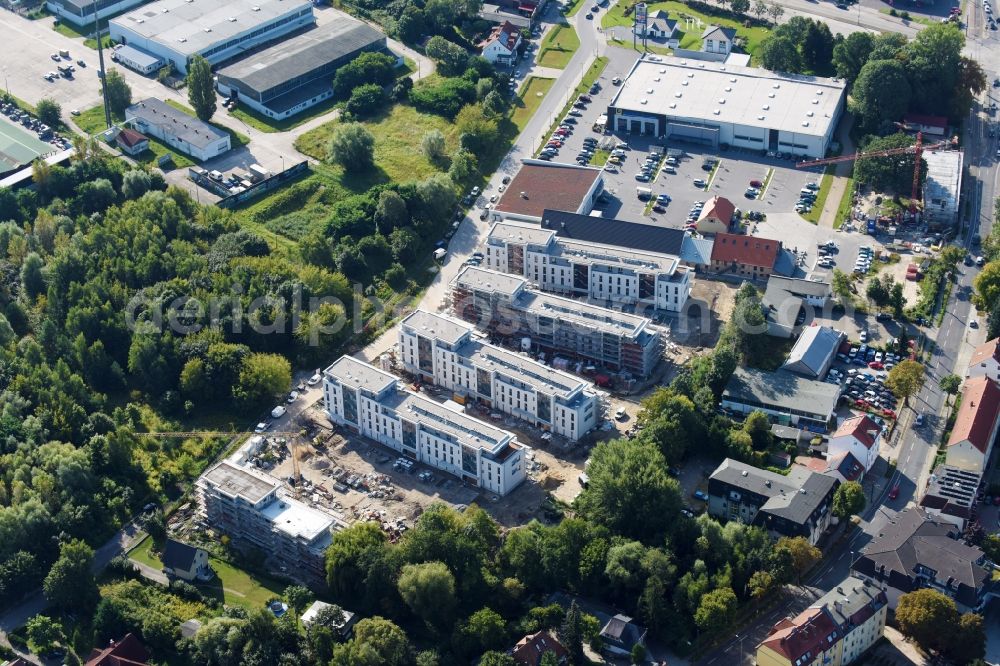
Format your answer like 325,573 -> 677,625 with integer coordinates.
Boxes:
735,633 -> 747,665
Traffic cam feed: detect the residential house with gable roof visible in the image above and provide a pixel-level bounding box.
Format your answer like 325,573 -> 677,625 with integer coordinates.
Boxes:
85,634 -> 149,666
710,232 -> 781,279
479,21 -> 523,64
965,337 -> 1000,383
756,575 -> 887,666
160,538 -> 212,582
851,507 -> 997,612
696,196 -> 735,235
702,25 -> 737,54
510,630 -> 568,665
946,375 -> 1000,474
827,414 -> 881,474
599,614 -> 647,656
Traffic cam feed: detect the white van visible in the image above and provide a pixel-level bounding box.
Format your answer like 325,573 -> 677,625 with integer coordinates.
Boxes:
636,186 -> 653,200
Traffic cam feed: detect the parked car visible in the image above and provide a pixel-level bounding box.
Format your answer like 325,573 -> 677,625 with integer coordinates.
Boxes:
693,178 -> 707,188
693,490 -> 709,501
888,483 -> 900,500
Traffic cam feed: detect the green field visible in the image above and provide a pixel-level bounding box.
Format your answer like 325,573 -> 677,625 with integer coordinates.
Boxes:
601,1 -> 771,57
800,166 -> 834,224
129,537 -> 287,610
538,24 -> 581,68
511,77 -> 556,133
74,104 -> 195,169
52,14 -> 122,49
294,103 -> 462,185
833,173 -> 857,229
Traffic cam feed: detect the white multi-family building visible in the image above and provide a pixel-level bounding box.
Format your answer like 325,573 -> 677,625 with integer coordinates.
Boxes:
197,461 -> 335,586
484,217 -> 692,313
451,266 -> 665,379
323,356 -> 526,496
398,310 -> 601,441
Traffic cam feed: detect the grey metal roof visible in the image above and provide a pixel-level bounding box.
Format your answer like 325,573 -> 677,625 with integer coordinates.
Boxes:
540,209 -> 686,257
723,367 -> 840,418
111,0 -> 311,57
710,457 -> 837,525
814,575 -> 887,627
401,310 -> 473,347
202,460 -> 277,503
854,507 -> 992,608
324,355 -> 397,395
216,19 -> 384,96
115,43 -> 163,69
681,236 -> 713,266
782,325 -> 842,377
766,275 -> 832,299
453,265 -> 528,298
125,98 -> 228,150
161,538 -> 200,571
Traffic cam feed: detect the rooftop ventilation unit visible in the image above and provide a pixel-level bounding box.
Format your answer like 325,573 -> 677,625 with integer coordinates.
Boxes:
817,90 -> 824,95
669,103 -> 676,108
640,99 -> 648,105
660,68 -> 667,74
758,115 -> 765,120
713,109 -> 720,115
812,99 -> 819,104
724,86 -> 732,92
204,27 -> 212,32
718,98 -> 725,104
773,83 -> 780,88
682,80 -> 688,86
228,16 -> 236,21
647,88 -> 654,94
762,105 -> 769,110
768,92 -> 775,98
807,111 -> 814,117
802,121 -> 810,127
730,77 -> 737,83
674,92 -> 682,98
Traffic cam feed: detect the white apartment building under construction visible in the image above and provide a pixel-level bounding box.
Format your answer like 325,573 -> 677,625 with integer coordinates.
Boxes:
398,310 -> 601,441
323,355 -> 526,495
483,217 -> 692,313
451,265 -> 665,378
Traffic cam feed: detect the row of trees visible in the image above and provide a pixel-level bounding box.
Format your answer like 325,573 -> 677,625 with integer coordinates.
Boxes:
0,138 -> 368,608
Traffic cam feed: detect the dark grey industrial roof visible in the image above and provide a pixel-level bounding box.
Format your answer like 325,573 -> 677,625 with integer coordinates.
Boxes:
540,209 -> 685,257
161,538 -> 200,571
723,367 -> 840,418
854,507 -> 992,608
710,458 -> 837,525
216,20 -> 384,95
125,98 -> 228,151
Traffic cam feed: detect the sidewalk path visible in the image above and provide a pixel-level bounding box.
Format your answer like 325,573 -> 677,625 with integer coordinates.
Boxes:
360,3 -> 606,362
818,113 -> 857,229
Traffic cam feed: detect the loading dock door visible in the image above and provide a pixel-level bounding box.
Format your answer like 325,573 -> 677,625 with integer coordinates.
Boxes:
666,122 -> 719,147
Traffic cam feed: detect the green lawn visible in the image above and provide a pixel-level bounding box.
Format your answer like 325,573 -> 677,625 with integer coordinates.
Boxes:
74,104 -> 195,168
229,98 -> 341,134
800,166 -> 834,224
225,61 -> 413,133
833,173 -> 856,229
164,98 -> 250,148
601,1 -> 771,58
52,14 -> 121,49
295,103 -> 462,185
128,536 -> 287,610
589,148 -> 610,166
538,24 -> 581,68
512,77 -> 556,133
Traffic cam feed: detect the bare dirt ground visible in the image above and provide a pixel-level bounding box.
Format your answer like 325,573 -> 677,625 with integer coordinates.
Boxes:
679,278 -> 739,348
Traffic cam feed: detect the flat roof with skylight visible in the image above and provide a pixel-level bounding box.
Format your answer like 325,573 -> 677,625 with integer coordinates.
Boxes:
110,0 -> 312,59
610,58 -> 845,138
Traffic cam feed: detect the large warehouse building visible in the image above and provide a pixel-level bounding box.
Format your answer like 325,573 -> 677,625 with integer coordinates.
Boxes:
607,56 -> 846,158
109,0 -> 315,74
216,19 -> 389,120
47,0 -> 148,26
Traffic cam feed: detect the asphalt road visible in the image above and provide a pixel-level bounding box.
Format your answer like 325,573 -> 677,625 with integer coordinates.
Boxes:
696,84 -> 996,664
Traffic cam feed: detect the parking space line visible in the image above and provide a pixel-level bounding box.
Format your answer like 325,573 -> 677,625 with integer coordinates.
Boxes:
759,167 -> 775,198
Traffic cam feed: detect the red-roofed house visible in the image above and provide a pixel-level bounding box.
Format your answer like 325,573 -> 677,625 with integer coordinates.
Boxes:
965,337 -> 1000,383
946,376 -> 1000,473
756,606 -> 841,666
479,21 -> 522,64
756,575 -> 887,666
710,232 -> 781,279
828,414 -> 881,473
494,161 -> 604,223
696,195 -> 735,235
510,630 -> 568,665
85,634 -> 149,666
115,128 -> 149,157
902,113 -> 948,136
